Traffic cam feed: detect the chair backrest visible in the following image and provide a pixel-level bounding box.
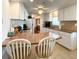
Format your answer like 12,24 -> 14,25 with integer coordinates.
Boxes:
6,39 -> 31,59
36,36 -> 56,58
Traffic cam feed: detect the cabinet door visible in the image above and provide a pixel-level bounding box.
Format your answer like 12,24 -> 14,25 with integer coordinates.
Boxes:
10,2 -> 20,19
57,31 -> 72,49
19,4 -> 28,20
58,9 -> 64,21
61,32 -> 71,49
64,5 -> 76,20
19,4 -> 24,20
10,3 -> 27,20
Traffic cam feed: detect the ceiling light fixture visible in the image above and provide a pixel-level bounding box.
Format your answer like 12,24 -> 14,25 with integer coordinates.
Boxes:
38,9 -> 43,14
30,0 -> 34,2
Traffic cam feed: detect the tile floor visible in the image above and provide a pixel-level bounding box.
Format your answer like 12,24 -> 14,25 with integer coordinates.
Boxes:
53,43 -> 77,59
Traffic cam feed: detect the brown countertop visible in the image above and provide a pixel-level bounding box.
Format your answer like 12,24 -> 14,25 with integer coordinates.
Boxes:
44,27 -> 77,33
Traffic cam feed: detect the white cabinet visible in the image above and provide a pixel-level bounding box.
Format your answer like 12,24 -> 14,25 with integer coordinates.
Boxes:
19,4 -> 28,20
24,8 -> 29,20
10,2 -> 28,20
58,4 -> 76,21
57,32 -> 72,49
58,9 -> 64,21
57,32 -> 77,50
42,27 -> 77,50
64,5 -> 76,20
19,4 -> 25,20
10,2 -> 20,19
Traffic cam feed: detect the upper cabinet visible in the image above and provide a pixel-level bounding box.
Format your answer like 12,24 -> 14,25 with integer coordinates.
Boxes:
64,5 -> 76,20
10,2 -> 28,20
58,4 -> 77,21
58,9 -> 64,21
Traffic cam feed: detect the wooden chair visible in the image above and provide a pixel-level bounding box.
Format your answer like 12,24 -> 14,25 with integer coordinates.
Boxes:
6,39 -> 31,59
35,36 -> 56,59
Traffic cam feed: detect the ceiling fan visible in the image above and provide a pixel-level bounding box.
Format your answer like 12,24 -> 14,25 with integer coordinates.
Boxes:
33,5 -> 48,14
32,0 -> 54,14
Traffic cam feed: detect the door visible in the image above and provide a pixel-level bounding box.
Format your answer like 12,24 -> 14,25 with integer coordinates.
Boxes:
36,18 -> 40,26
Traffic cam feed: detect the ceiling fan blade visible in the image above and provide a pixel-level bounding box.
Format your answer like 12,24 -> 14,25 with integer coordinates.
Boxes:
43,8 -> 48,10
33,8 -> 38,10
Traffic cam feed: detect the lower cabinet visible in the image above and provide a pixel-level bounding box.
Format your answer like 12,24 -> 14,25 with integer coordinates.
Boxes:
57,32 -> 77,50
42,28 -> 77,50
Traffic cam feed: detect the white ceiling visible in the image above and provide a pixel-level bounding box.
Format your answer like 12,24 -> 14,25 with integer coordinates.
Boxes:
10,0 -> 77,14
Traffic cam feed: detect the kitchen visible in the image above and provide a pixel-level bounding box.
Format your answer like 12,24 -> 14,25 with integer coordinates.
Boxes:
2,0 -> 77,59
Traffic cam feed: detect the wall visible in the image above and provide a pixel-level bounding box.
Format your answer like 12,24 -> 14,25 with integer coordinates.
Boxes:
40,14 -> 45,31
42,13 -> 50,21
2,0 -> 10,41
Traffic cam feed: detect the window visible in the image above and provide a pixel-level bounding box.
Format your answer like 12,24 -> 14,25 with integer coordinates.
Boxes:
52,17 -> 60,25
49,10 -> 60,26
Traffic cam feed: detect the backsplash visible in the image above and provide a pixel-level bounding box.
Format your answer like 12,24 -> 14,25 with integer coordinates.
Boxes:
60,21 -> 77,31
43,21 -> 77,32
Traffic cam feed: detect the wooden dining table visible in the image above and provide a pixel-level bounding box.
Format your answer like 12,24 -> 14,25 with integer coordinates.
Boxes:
2,31 -> 61,47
